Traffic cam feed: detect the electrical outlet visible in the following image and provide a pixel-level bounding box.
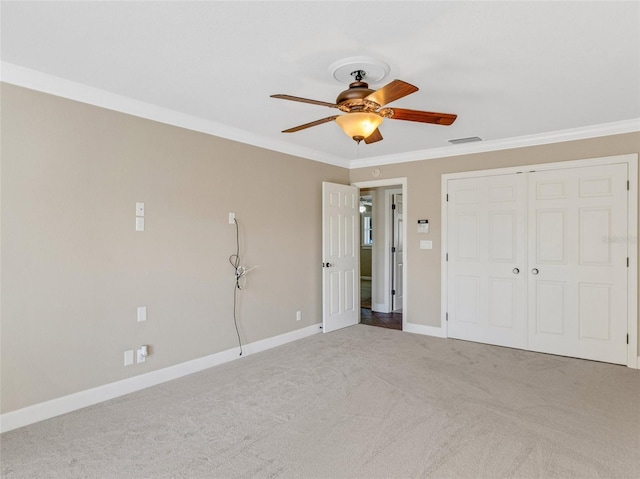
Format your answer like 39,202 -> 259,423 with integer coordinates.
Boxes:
229,212 -> 235,224
136,345 -> 148,363
296,310 -> 301,321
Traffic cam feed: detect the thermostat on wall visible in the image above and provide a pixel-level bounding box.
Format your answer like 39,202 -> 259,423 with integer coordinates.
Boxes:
418,219 -> 429,234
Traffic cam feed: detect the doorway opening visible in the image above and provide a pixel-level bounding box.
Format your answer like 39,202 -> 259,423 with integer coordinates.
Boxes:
358,186 -> 403,331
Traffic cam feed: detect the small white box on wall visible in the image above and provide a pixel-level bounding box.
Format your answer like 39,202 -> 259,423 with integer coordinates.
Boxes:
420,240 -> 433,250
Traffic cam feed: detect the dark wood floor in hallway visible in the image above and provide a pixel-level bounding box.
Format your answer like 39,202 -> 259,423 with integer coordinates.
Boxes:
360,308 -> 402,330
360,278 -> 402,330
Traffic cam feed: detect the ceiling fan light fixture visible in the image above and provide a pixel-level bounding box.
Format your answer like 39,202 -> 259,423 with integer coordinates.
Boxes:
272,72 -> 457,145
335,112 -> 383,143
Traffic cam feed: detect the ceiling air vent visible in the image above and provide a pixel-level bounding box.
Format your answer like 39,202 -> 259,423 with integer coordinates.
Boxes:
449,136 -> 482,145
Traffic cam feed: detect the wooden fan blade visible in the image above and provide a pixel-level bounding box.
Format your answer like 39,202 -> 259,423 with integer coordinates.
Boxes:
271,94 -> 337,108
389,108 -> 457,125
364,128 -> 383,144
282,116 -> 339,133
365,80 -> 418,106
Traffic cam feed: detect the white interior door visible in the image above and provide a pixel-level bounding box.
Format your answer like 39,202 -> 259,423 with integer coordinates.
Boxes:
528,164 -> 628,364
322,182 -> 360,333
392,194 -> 403,311
447,173 -> 528,349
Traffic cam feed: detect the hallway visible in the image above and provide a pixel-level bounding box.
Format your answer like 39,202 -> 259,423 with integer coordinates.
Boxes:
360,278 -> 402,330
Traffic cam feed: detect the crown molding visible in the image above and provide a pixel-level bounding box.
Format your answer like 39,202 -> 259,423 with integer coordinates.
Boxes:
3,62 -> 637,171
348,119 -> 640,169
0,62 -> 349,168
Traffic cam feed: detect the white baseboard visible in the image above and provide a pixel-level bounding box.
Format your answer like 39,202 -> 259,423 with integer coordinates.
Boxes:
404,322 -> 446,338
0,323 -> 322,434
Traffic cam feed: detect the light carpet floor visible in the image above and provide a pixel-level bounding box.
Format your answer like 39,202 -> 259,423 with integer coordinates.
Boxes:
2,324 -> 639,478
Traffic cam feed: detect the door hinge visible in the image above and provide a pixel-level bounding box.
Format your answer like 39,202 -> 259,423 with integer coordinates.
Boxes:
392,246 -> 396,253
627,333 -> 629,344
627,180 -> 630,191
446,194 -> 449,202
392,289 -> 396,295
446,253 -> 449,261
446,312 -> 448,322
627,257 -> 629,267
392,203 -> 396,210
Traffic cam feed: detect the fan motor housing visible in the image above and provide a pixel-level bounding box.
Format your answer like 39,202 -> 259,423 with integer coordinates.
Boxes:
336,81 -> 374,104
336,81 -> 381,112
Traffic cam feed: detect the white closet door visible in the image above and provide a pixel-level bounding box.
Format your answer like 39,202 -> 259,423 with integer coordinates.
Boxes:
447,173 -> 528,349
528,164 -> 628,364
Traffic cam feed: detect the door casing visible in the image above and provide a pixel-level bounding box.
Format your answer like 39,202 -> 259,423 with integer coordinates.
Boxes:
353,178 -> 408,331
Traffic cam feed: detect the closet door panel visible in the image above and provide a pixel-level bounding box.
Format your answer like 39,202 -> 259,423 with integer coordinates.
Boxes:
447,174 -> 528,349
527,164 -> 628,364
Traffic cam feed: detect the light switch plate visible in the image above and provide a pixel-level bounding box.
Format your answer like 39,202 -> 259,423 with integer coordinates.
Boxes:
136,217 -> 145,231
136,202 -> 144,217
137,306 -> 147,322
420,240 -> 433,250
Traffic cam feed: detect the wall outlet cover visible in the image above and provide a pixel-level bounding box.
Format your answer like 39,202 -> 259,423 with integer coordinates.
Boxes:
136,347 -> 147,363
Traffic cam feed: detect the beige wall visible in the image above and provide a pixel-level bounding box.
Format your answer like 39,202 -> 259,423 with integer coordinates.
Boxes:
360,247 -> 371,277
2,82 -> 638,415
0,84 -> 349,413
350,132 -> 640,346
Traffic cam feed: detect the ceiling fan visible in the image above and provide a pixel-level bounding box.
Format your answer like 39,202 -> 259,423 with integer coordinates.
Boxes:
271,70 -> 457,144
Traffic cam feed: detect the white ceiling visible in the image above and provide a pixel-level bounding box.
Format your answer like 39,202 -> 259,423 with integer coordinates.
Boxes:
2,1 -> 639,168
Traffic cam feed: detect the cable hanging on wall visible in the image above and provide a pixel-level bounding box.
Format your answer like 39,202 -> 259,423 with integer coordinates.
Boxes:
228,217 -> 257,356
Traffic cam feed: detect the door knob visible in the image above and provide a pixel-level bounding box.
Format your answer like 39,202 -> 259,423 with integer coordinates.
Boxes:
531,268 -> 539,275
512,268 -> 520,274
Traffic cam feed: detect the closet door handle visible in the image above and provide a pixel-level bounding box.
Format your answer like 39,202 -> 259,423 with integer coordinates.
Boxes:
531,268 -> 539,275
512,268 -> 520,274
